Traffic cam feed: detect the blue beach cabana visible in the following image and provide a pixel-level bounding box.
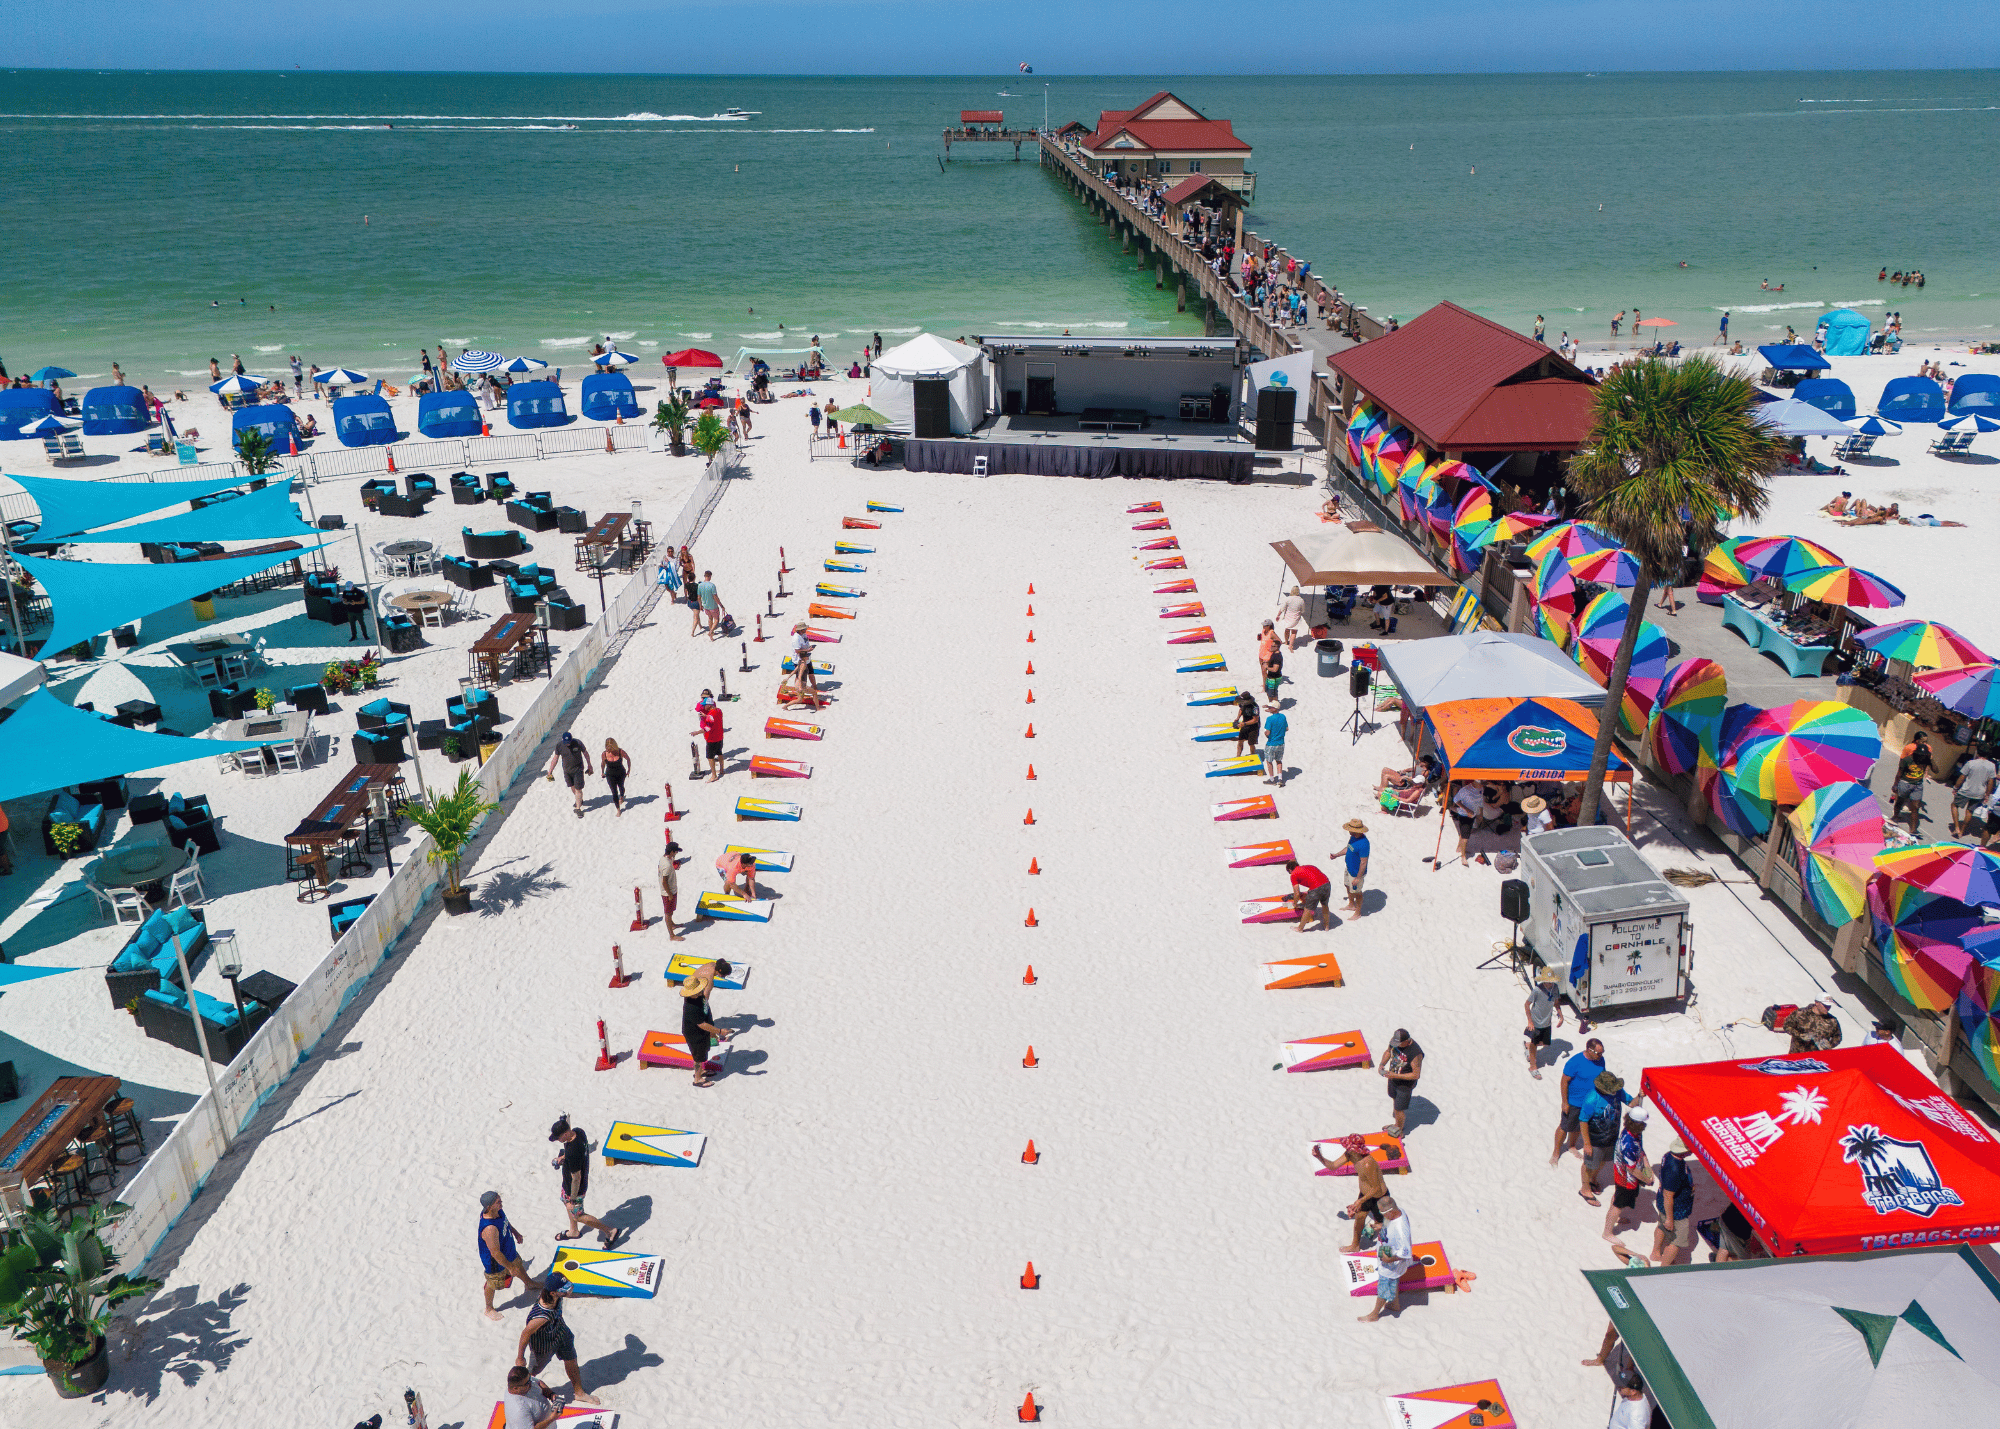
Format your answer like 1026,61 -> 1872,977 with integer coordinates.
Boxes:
417,390 -> 483,438
506,380 -> 570,430
1877,376 -> 1946,425
1819,309 -> 1871,357
331,393 -> 398,447
579,372 -> 639,422
80,385 -> 151,435
1756,344 -> 1829,373
231,403 -> 301,453
1791,378 -> 1857,422
1947,373 -> 2000,415
0,389 -> 60,440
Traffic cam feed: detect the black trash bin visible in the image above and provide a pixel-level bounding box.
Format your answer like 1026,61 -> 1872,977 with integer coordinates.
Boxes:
1316,638 -> 1344,676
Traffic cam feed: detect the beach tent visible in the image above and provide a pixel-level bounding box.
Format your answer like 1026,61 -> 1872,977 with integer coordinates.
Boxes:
1877,376 -> 1946,425
1793,378 -> 1858,422
416,389 -> 483,438
728,347 -> 815,374
1422,697 -> 1631,785
1820,310 -> 1872,357
871,334 -> 986,436
1947,373 -> 2000,415
1584,1246 -> 2000,1429
1381,631 -> 1607,712
1757,344 -> 1831,373
505,380 -> 570,430
579,372 -> 639,422
1642,1045 -> 2000,1257
1269,527 -> 1455,588
331,393 -> 398,447
1756,397 -> 1856,437
79,385 -> 150,435
0,688 -> 275,803
230,403 -> 300,454
0,388 -> 60,440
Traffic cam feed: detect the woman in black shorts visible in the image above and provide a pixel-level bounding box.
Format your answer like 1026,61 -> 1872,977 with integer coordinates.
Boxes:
600,737 -> 631,815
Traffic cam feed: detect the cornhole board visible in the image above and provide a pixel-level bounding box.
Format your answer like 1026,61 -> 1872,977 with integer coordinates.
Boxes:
814,583 -> 863,598
1226,838 -> 1295,868
1132,518 -> 1171,531
1135,536 -> 1180,551
1153,578 -> 1198,595
696,892 -> 773,921
1190,722 -> 1238,742
1126,500 -> 1164,513
666,953 -> 751,989
486,1401 -> 624,1429
1143,555 -> 1188,570
749,755 -> 811,778
538,1245 -> 665,1299
842,516 -> 881,529
1177,652 -> 1226,673
1205,754 -> 1262,777
824,559 -> 866,573
1167,625 -> 1215,646
765,717 -> 824,741
722,844 -> 794,871
1313,1132 -> 1408,1175
1262,954 -> 1344,990
1339,1241 -> 1454,1297
1159,602 -> 1207,619
637,1029 -> 732,1073
1186,687 -> 1240,707
735,797 -> 801,821
780,656 -> 833,674
1213,794 -> 1277,821
833,541 -> 874,554
1239,894 -> 1298,924
803,625 -> 842,643
806,602 -> 854,620
865,501 -> 903,513
603,1121 -> 706,1168
1381,1380 -> 1513,1429
1281,1030 -> 1371,1072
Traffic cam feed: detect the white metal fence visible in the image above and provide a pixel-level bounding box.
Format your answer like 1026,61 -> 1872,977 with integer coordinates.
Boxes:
105,442 -> 741,1272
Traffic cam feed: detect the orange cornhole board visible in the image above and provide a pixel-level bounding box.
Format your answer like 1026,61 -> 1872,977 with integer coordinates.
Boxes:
1261,954 -> 1344,990
1340,1240 -> 1453,1297
1280,1030 -> 1370,1073
637,1030 -> 699,1070
1383,1379 -> 1515,1429
807,602 -> 855,620
1313,1132 -> 1410,1176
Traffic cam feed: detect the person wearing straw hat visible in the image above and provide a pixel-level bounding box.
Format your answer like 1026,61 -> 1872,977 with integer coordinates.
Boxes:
790,623 -> 818,697
1521,794 -> 1554,837
1523,966 -> 1564,1079
1313,1134 -> 1389,1253
1333,819 -> 1370,917
678,960 -> 736,1089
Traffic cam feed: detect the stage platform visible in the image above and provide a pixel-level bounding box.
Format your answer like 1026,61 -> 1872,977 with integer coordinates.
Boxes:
903,413 -> 1258,483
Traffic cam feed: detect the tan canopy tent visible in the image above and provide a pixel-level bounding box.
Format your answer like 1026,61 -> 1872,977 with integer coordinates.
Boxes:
1269,527 -> 1454,587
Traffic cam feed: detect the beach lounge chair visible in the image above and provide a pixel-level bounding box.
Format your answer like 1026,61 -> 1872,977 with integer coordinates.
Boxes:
1831,433 -> 1873,461
1928,431 -> 1973,457
41,435 -> 62,459
58,433 -> 85,460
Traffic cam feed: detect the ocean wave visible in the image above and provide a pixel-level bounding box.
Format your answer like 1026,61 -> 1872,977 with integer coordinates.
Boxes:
603,331 -> 637,340
832,128 -> 876,133
738,331 -> 788,341
638,340 -> 659,347
878,327 -> 922,335
994,321 -> 1133,330
767,128 -> 826,133
539,336 -> 593,349
441,338 -> 471,345
253,344 -> 285,352
1727,301 -> 1828,313
682,332 -> 714,340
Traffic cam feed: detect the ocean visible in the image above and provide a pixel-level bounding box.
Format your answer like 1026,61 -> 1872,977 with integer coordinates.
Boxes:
1,69 -> 1996,389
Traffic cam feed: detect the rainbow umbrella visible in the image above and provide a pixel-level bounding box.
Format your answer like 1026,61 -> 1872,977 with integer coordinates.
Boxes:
1700,703 -> 1775,837
1346,404 -> 1379,467
1396,447 -> 1435,525
1872,840 -> 2000,908
1448,523 -> 1491,577
1866,875 -> 1978,1012
1647,658 -> 1727,776
1572,591 -> 1670,734
1533,595 -> 1576,651
1734,534 -> 1843,583
1954,928 -> 2000,1084
1523,520 -> 1617,564
1532,548 -> 1577,605
1374,427 -> 1412,499
1724,700 -> 1883,806
1698,537 -> 1759,605
1568,546 -> 1642,589
1788,781 -> 1886,925
1453,486 -> 1494,533
1360,420 -> 1389,491
1486,510 -> 1556,543
1912,662 -> 2000,719
1781,564 -> 1905,609
1852,619 -> 1989,671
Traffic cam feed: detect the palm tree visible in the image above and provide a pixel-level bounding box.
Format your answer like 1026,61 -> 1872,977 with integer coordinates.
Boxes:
1568,356 -> 1791,824
235,427 -> 278,476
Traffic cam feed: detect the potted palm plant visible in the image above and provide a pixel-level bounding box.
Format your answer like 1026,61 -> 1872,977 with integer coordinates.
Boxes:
691,410 -> 728,460
0,1201 -> 160,1397
406,768 -> 498,915
652,396 -> 691,456
235,427 -> 278,476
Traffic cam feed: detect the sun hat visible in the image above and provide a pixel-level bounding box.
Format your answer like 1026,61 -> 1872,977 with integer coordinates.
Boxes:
1340,1133 -> 1369,1159
1595,1070 -> 1625,1094
1344,818 -> 1369,833
1522,796 -> 1548,814
1536,966 -> 1558,985
1666,1138 -> 1689,1156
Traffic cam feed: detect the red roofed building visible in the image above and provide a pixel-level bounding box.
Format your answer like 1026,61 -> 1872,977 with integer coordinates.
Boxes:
1071,91 -> 1255,201
959,110 -> 1004,125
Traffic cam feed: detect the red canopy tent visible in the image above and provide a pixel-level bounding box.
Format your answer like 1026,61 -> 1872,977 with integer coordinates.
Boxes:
662,348 -> 723,370
1643,1045 -> 2000,1257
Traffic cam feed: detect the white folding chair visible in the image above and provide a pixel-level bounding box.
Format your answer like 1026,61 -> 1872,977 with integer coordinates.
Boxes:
82,877 -> 119,923
239,746 -> 272,779
192,659 -> 226,690
220,653 -> 253,683
165,856 -> 206,910
108,886 -> 150,926
420,602 -> 444,629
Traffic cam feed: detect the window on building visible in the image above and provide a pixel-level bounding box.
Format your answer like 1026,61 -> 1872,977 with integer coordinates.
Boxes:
1158,159 -> 1172,174
1188,159 -> 1203,173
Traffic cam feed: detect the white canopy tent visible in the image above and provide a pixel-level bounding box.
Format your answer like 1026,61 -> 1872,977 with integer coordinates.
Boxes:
1380,631 -> 1606,711
872,334 -> 987,436
1269,527 -> 1454,588
728,347 -> 817,374
0,650 -> 46,708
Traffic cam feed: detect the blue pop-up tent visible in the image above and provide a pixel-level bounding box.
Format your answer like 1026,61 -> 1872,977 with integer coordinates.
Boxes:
80,385 -> 151,435
1948,373 -> 2000,415
331,393 -> 398,447
1819,309 -> 1872,357
0,388 -> 61,440
417,390 -> 483,438
231,403 -> 300,453
1756,344 -> 1830,373
1792,378 -> 1857,421
1878,375 -> 1946,425
580,372 -> 639,422
506,380 -> 570,429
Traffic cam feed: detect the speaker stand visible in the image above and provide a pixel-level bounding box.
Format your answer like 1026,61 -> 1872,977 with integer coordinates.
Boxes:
1476,917 -> 1526,972
1341,696 -> 1368,744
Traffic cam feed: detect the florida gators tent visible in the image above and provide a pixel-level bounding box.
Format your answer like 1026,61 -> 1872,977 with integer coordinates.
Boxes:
1948,373 -> 2000,415
506,380 -> 570,430
0,388 -> 60,440
1642,1045 -> 2000,1258
1422,696 -> 1631,784
1878,376 -> 1946,425
1793,378 -> 1858,422
580,372 -> 639,421
230,403 -> 300,453
1820,309 -> 1872,358
417,390 -> 483,438
80,385 -> 151,435
331,393 -> 398,447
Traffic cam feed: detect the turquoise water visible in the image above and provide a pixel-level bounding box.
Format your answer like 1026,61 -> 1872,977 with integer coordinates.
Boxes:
1,69 -> 1996,388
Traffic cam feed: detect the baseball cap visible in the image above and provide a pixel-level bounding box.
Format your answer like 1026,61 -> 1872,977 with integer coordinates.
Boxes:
479,1190 -> 500,1209
1626,1106 -> 1650,1124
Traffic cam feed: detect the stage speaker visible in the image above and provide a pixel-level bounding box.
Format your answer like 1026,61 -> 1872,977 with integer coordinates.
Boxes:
1254,386 -> 1296,450
1500,879 -> 1531,925
912,379 -> 951,439
1348,663 -> 1372,699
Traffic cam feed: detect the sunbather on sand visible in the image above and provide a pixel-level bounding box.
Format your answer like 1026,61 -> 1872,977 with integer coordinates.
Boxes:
1837,501 -> 1899,526
1819,492 -> 1854,515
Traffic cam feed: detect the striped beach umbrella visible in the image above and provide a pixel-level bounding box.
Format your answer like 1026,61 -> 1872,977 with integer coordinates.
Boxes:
503,356 -> 550,374
210,373 -> 268,394
1940,411 -> 2000,433
1913,662 -> 2000,719
450,350 -> 504,373
1954,929 -> 2000,1084
1852,619 -> 1988,671
19,414 -> 78,436
1866,875 -> 1978,1012
1453,486 -> 1493,533
1647,657 -> 1728,777
1572,591 -> 1670,735
595,349 -> 637,367
1873,840 -> 2000,908
1523,519 -> 1617,565
1345,403 -> 1379,468
1788,781 -> 1886,926
1723,700 -> 1883,806
1568,546 -> 1642,589
1781,564 -> 1904,608
314,367 -> 368,386
1733,534 -> 1842,583
1373,427 -> 1411,499
1697,537 -> 1758,604
1846,414 -> 1903,437
1396,447 -> 1434,525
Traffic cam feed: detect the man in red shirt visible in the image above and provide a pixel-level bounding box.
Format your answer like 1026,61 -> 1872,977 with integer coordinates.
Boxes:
691,693 -> 726,782
1284,857 -> 1333,933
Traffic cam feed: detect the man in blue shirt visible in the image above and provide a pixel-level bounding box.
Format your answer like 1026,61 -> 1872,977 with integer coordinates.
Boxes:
1653,1139 -> 1696,1265
1261,707 -> 1288,785
1551,1038 -> 1605,1166
1335,817 -> 1370,917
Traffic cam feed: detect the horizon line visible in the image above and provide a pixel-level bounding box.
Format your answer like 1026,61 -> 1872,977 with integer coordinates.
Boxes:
6,64 -> 1999,78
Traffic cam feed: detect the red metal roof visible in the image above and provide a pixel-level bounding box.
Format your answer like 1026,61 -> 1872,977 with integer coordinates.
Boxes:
1330,302 -> 1598,452
1081,92 -> 1248,154
960,110 -> 1003,123
1160,175 -> 1245,207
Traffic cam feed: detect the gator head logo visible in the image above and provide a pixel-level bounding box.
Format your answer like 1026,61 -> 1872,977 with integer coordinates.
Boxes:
1508,725 -> 1567,758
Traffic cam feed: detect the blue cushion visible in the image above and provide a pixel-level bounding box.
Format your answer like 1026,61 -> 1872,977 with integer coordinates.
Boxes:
360,698 -> 392,718
168,792 -> 186,815
143,985 -> 189,1011
189,989 -> 240,1027
111,942 -> 151,974
166,907 -> 202,938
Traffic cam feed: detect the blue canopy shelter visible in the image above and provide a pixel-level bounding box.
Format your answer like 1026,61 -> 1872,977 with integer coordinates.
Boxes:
417,390 -> 483,438
506,380 -> 570,430
1792,378 -> 1857,421
0,689 -> 274,803
80,385 -> 151,435
332,393 -> 399,447
0,389 -> 61,440
60,480 -> 317,547
4,470 -> 261,540
18,541 -> 328,657
1878,375 -> 1946,425
579,372 -> 639,422
231,403 -> 300,453
1819,309 -> 1871,357
1756,344 -> 1830,373
1948,373 -> 2000,415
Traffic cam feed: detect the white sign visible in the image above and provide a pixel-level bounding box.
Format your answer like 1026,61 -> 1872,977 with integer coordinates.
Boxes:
1588,913 -> 1683,1007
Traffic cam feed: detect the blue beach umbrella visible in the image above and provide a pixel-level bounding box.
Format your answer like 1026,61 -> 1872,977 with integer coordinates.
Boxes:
1939,411 -> 2000,433
210,373 -> 268,394
29,366 -> 75,382
314,367 -> 368,387
502,356 -> 549,374
20,414 -> 78,436
450,350 -> 504,373
1846,414 -> 1903,437
596,349 -> 636,367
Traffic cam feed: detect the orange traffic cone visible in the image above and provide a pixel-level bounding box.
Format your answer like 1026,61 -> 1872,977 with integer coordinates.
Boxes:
1022,1138 -> 1040,1162
1022,1045 -> 1038,1068
1024,723 -> 1035,739
838,429 -> 847,448
1027,583 -> 1035,595
386,450 -> 397,473
1024,807 -> 1035,824
1024,908 -> 1038,927
1026,660 -> 1035,675
1026,764 -> 1036,780
605,430 -> 614,453
1026,603 -> 1035,617
1025,689 -> 1035,704
1020,1260 -> 1040,1288
1018,1391 -> 1041,1422
1023,965 -> 1037,984
1028,857 -> 1040,874
1026,629 -> 1035,643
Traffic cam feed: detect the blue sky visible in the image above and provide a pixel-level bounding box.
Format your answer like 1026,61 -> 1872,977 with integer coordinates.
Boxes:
16,1 -> 1998,72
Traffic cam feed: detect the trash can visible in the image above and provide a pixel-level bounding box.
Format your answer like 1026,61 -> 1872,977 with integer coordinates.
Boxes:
191,593 -> 217,622
1316,638 -> 1344,676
